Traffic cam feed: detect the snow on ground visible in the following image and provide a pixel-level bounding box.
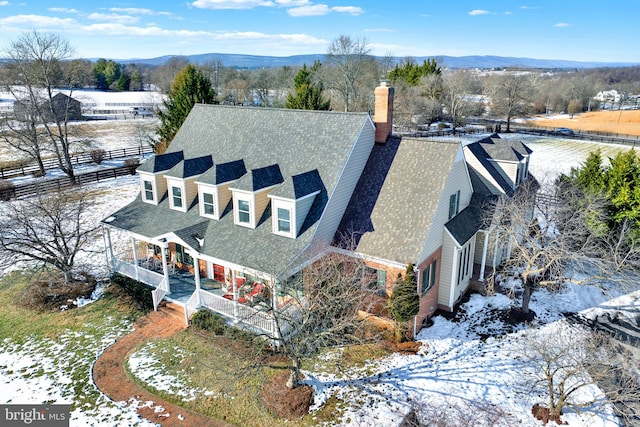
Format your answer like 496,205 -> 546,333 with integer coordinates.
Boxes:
1,128 -> 638,426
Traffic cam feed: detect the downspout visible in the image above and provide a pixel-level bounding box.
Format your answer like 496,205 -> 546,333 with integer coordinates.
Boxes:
161,243 -> 171,294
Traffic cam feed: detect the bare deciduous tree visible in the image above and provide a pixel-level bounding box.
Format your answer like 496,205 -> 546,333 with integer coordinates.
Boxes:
1,31 -> 86,181
0,189 -> 100,283
248,250 -> 382,389
487,73 -> 534,132
519,322 -> 640,425
489,178 -> 635,318
324,35 -> 373,112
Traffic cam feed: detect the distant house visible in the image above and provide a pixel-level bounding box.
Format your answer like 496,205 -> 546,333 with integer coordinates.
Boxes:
102,82 -> 535,336
14,93 -> 82,123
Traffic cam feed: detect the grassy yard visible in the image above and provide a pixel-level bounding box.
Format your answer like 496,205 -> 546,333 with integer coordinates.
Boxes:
125,326 -> 392,426
0,271 -> 148,423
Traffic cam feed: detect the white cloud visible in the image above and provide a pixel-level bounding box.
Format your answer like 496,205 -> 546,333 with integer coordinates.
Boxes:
287,4 -> 330,16
554,22 -> 570,28
0,14 -> 78,29
48,7 -> 79,13
469,9 -> 490,15
287,4 -> 363,17
275,0 -> 311,5
331,6 -> 364,15
0,1 -> 10,6
87,13 -> 140,25
191,0 -> 275,9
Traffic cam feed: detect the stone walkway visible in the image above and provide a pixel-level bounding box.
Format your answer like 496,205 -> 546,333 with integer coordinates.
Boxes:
92,303 -> 229,426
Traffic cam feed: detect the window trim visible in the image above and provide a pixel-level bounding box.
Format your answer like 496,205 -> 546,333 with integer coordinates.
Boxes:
237,198 -> 251,225
448,190 -> 460,220
171,185 -> 183,209
201,191 -> 215,217
143,180 -> 154,202
422,259 -> 437,295
276,207 -> 292,235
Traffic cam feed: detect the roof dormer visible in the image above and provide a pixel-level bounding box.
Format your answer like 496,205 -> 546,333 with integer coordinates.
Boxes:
136,150 -> 184,205
230,164 -> 284,229
195,159 -> 247,220
268,170 -> 323,239
163,155 -> 213,212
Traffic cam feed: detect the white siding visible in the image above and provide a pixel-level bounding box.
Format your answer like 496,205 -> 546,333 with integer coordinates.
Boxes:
463,147 -> 504,194
494,160 -> 518,188
418,149 -> 473,264
294,194 -> 316,233
311,120 -> 375,245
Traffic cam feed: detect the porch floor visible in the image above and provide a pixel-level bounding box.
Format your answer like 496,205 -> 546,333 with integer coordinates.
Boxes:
165,270 -> 228,304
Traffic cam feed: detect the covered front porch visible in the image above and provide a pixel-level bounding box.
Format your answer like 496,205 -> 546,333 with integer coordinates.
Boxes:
105,233 -> 296,336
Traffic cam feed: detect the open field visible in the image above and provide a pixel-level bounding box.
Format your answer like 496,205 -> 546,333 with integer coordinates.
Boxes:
528,110 -> 640,136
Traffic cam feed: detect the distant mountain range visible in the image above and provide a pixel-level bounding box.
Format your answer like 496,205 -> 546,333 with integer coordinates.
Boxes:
111,52 -> 639,69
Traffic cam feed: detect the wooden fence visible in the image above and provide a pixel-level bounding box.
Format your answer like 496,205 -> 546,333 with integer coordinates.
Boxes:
0,164 -> 139,201
0,145 -> 152,179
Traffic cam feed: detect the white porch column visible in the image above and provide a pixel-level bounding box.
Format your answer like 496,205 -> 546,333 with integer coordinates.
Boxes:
130,237 -> 140,281
104,227 -> 115,270
193,256 -> 202,306
479,231 -> 489,281
231,270 -> 238,319
161,244 -> 171,294
449,247 -> 460,309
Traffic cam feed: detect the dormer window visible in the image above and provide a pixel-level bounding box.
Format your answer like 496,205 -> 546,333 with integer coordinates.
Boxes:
276,207 -> 291,234
171,185 -> 183,209
237,198 -> 251,225
202,192 -> 215,217
143,180 -> 154,202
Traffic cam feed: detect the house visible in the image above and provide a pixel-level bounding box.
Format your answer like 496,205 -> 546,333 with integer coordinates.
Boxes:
102,82 -> 535,336
14,92 -> 82,123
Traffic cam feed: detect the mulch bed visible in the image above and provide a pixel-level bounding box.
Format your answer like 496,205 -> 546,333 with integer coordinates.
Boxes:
260,371 -> 313,419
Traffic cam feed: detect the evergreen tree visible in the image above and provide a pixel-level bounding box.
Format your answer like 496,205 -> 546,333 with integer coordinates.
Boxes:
388,263 -> 420,342
388,58 -> 441,86
285,62 -> 330,110
155,64 -> 216,153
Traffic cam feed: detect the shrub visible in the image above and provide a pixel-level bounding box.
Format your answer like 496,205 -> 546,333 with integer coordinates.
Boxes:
124,158 -> 140,174
90,148 -> 106,164
110,273 -> 154,311
0,180 -> 15,201
191,309 -> 226,334
18,272 -> 96,311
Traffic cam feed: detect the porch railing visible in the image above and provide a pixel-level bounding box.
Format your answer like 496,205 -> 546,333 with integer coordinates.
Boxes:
152,277 -> 169,311
199,290 -> 277,335
184,291 -> 200,325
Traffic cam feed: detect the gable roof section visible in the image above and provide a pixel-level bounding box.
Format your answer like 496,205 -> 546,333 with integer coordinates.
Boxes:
232,164 -> 284,192
336,137 -> 460,264
165,155 -> 213,179
137,150 -> 184,174
196,159 -> 247,185
270,169 -> 323,200
106,104 -> 373,275
445,204 -> 483,246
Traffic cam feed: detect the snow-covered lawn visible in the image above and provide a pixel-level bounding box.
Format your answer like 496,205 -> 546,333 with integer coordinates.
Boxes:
1,124 -> 638,426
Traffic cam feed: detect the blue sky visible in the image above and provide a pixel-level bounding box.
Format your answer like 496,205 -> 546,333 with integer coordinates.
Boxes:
0,1 -> 638,63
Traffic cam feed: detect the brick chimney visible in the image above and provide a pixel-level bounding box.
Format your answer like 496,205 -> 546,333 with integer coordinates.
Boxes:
374,80 -> 394,143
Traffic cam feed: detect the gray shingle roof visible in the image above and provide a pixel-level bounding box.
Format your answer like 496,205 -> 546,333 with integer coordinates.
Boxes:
106,104 -> 372,275
445,204 -> 483,246
165,155 -> 213,179
232,164 -> 284,191
336,137 -> 460,264
137,150 -> 184,173
196,159 -> 247,185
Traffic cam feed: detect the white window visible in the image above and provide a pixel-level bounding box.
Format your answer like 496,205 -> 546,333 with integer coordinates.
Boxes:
448,190 -> 460,220
237,199 -> 250,224
143,180 -> 154,202
171,186 -> 183,208
202,192 -> 215,216
277,207 -> 291,233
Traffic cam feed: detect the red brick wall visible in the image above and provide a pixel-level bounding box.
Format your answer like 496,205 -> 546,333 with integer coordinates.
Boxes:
414,248 -> 442,333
